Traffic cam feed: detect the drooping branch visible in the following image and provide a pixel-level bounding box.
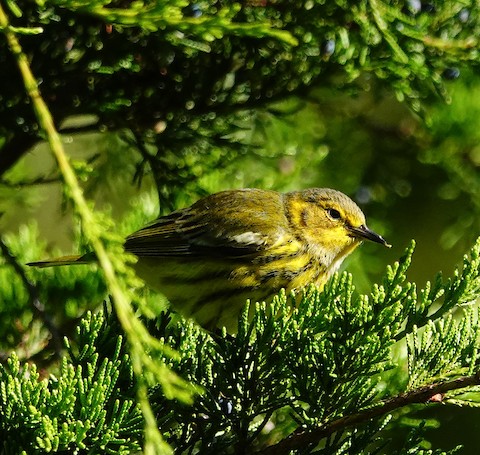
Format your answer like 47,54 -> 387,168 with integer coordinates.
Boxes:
0,6 -> 196,451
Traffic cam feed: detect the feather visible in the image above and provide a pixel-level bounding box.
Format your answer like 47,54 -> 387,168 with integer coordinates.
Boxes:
27,254 -> 93,268
124,189 -> 286,259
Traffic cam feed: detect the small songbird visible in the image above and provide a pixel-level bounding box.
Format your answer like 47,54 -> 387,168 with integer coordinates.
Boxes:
29,188 -> 390,329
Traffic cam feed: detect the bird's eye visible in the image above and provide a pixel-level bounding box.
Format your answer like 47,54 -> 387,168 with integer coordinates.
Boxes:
327,208 -> 342,220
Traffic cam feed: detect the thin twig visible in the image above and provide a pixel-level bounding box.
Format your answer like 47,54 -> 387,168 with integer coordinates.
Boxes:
129,129 -> 162,190
0,0 -> 133,349
255,372 -> 480,454
0,175 -> 61,187
0,237 -> 63,356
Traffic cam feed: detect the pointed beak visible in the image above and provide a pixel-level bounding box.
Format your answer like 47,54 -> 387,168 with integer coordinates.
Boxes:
349,225 -> 391,248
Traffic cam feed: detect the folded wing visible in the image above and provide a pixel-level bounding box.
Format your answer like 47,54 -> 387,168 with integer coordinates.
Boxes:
124,189 -> 285,259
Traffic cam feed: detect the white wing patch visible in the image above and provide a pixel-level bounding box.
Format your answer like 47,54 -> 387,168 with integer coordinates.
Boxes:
231,231 -> 266,246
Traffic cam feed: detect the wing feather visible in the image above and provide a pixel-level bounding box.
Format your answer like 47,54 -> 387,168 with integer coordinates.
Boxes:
124,189 -> 285,259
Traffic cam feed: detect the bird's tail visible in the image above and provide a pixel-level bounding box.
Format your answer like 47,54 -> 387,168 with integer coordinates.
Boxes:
27,254 -> 94,268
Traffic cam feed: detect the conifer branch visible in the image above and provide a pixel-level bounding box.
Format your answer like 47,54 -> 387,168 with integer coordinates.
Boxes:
257,371 -> 480,455
0,5 -> 194,452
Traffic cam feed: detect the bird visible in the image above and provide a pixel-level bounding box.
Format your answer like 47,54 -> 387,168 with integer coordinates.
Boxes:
28,188 -> 390,329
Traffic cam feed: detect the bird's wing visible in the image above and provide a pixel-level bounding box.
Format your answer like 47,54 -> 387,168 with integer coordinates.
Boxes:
124,189 -> 286,258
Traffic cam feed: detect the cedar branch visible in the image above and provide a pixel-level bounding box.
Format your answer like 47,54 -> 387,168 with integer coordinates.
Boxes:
257,371 -> 480,454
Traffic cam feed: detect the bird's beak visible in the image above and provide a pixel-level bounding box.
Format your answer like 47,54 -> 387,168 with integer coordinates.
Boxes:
349,225 -> 391,248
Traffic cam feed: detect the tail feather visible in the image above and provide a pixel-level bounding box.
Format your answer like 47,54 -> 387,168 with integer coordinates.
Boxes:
27,254 -> 94,268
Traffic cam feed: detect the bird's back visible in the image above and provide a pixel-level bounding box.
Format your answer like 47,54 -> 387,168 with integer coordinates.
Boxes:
126,189 -> 327,328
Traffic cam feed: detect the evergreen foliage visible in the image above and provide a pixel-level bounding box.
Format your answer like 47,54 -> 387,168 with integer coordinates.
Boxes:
0,311 -> 142,454
2,0 -> 480,453
2,237 -> 480,453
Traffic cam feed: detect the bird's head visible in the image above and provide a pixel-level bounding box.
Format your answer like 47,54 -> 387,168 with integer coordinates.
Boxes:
286,188 -> 390,270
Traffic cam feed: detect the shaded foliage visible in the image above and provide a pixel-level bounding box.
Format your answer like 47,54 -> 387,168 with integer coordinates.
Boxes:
2,1 -> 480,206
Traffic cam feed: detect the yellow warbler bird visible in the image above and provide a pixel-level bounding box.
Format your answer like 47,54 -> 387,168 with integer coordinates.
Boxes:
29,188 -> 390,329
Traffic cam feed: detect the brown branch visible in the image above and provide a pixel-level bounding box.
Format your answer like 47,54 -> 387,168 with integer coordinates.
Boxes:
256,372 -> 480,455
